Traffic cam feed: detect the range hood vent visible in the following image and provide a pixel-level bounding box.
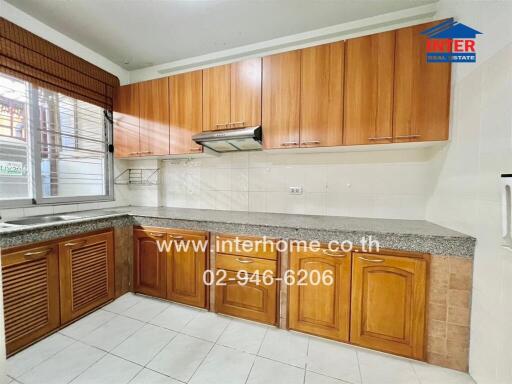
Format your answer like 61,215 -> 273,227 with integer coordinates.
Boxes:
192,126 -> 262,153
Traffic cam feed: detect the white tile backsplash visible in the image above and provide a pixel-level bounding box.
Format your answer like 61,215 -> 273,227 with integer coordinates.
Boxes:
159,149 -> 434,219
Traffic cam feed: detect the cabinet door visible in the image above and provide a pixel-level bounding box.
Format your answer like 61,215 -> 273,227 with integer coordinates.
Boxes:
262,51 -> 301,149
133,229 -> 167,298
139,77 -> 170,155
2,244 -> 60,355
203,64 -> 231,131
59,231 -> 114,324
169,71 -> 203,155
216,271 -> 277,325
393,22 -> 451,142
344,31 -> 395,145
231,58 -> 262,128
350,253 -> 427,359
300,42 -> 344,147
167,231 -> 208,308
113,83 -> 140,157
288,247 -> 351,341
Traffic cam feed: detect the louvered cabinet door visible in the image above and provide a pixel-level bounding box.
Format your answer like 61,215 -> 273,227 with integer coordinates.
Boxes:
2,244 -> 60,355
59,231 -> 114,324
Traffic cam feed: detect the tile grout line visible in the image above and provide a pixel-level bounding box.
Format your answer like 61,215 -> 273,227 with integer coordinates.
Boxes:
355,350 -> 363,384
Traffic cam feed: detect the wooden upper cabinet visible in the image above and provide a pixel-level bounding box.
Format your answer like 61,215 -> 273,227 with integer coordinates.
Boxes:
203,59 -> 262,131
133,229 -> 167,298
350,253 -> 427,359
300,42 -> 344,147
169,71 -> 203,155
203,64 -> 231,131
167,230 -> 208,308
344,31 -> 395,145
59,231 -> 115,324
2,244 -> 60,355
113,83 -> 140,157
262,50 -> 301,149
393,22 -> 451,142
139,77 -> 170,155
288,246 -> 351,341
230,58 -> 262,128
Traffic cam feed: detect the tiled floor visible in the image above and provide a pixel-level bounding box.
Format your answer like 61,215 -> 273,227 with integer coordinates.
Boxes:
6,293 -> 476,384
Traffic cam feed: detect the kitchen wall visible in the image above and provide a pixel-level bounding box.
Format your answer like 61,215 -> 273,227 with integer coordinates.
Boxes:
136,146 -> 439,219
427,1 -> 512,383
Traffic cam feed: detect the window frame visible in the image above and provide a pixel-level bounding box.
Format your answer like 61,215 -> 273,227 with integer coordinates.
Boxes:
0,77 -> 114,208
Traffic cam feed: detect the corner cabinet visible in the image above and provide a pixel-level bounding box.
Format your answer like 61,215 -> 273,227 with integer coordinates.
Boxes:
133,227 -> 208,309
350,253 -> 427,359
59,231 -> 115,324
2,244 -> 60,355
133,228 -> 167,298
288,246 -> 351,341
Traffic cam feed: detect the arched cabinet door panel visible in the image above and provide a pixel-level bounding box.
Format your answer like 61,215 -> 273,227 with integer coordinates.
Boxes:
288,247 -> 351,342
350,253 -> 427,359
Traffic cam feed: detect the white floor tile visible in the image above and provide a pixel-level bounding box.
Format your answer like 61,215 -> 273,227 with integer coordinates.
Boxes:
71,354 -> 141,384
305,371 -> 346,384
129,368 -> 182,384
307,338 -> 361,383
358,350 -> 419,384
7,333 -> 74,378
217,318 -> 268,354
258,328 -> 309,368
111,324 -> 177,365
181,311 -> 231,342
149,302 -> 202,331
18,342 -> 105,384
247,357 -> 304,384
412,362 -> 476,384
103,293 -> 142,314
189,345 -> 255,384
121,297 -> 169,322
147,334 -> 213,382
60,310 -> 116,340
82,315 -> 144,351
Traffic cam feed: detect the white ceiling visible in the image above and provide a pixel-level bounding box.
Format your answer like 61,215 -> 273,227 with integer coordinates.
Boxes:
8,0 -> 437,70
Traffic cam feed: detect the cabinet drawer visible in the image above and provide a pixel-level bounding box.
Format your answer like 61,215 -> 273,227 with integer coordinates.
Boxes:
216,235 -> 278,260
215,271 -> 277,325
216,253 -> 276,276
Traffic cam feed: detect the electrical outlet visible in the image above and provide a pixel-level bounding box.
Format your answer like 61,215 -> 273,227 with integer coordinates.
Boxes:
289,186 -> 303,195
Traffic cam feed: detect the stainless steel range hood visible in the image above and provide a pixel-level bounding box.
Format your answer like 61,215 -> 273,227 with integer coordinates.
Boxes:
192,126 -> 262,153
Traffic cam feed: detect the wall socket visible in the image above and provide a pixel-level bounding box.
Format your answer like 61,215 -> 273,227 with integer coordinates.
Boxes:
289,186 -> 303,195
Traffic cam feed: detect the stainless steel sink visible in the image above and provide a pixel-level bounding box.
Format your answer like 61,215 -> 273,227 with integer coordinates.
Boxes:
5,215 -> 80,226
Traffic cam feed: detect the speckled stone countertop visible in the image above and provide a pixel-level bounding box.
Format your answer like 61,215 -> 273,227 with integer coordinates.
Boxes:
0,206 -> 476,257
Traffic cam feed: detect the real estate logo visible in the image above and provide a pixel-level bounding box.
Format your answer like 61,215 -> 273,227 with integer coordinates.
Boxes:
421,19 -> 482,63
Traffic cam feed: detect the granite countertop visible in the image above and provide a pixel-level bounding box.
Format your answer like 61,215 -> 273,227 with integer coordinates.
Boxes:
0,206 -> 476,257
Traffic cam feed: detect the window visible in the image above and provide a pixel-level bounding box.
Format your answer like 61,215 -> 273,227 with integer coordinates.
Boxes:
0,73 -> 113,206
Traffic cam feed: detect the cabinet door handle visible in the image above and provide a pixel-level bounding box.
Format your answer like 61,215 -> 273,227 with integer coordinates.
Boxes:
368,136 -> 392,141
24,249 -> 51,258
128,152 -> 140,156
281,142 -> 298,146
301,140 -> 320,145
64,240 -> 87,247
149,232 -> 164,237
169,235 -> 184,240
189,147 -> 202,152
395,134 -> 421,139
358,256 -> 384,263
228,121 -> 245,128
322,249 -> 346,257
139,151 -> 153,155
236,258 -> 254,264
216,123 -> 229,128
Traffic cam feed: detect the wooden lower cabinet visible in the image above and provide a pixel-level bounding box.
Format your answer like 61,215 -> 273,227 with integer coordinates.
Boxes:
215,270 -> 277,325
59,231 -> 115,324
288,247 -> 351,341
350,253 -> 427,359
133,228 -> 167,298
167,230 -> 208,308
2,244 -> 60,355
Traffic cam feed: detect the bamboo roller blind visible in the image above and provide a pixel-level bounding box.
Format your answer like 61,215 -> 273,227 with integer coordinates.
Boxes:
0,17 -> 119,110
